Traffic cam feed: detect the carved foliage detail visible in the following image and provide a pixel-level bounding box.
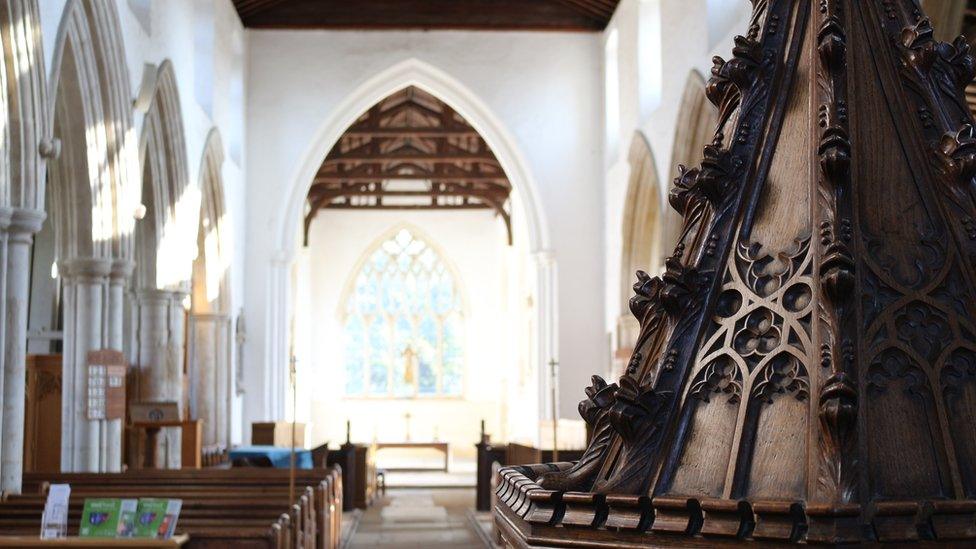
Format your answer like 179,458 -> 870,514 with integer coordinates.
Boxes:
538,376 -> 618,492
817,372 -> 858,503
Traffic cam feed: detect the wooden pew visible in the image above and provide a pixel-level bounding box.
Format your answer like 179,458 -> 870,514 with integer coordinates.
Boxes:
12,467 -> 343,549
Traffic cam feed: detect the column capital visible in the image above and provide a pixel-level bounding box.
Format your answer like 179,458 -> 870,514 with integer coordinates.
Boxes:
134,287 -> 175,304
109,259 -> 135,284
190,312 -> 232,322
134,287 -> 190,309
60,257 -> 113,281
8,208 -> 46,238
0,207 -> 13,230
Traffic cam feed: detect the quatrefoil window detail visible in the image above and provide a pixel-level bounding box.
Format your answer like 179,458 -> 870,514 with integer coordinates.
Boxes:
733,308 -> 781,357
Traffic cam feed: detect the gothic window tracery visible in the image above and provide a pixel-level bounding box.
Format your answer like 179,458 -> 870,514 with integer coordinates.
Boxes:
341,228 -> 464,398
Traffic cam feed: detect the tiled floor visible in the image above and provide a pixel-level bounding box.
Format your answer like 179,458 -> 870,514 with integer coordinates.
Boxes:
347,488 -> 487,548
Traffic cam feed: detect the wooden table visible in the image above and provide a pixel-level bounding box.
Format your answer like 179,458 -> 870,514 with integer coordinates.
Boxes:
0,534 -> 189,547
374,442 -> 450,471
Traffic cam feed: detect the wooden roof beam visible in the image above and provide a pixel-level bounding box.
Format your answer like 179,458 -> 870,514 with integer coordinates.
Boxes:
323,153 -> 499,163
312,175 -> 509,183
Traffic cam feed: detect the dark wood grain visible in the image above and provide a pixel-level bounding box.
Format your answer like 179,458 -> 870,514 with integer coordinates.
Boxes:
493,0 -> 976,545
231,0 -> 619,31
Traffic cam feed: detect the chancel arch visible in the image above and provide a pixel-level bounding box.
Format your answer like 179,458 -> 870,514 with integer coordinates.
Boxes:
32,0 -> 135,475
188,128 -> 234,450
294,73 -> 546,456
130,59 -> 192,469
269,59 -> 554,445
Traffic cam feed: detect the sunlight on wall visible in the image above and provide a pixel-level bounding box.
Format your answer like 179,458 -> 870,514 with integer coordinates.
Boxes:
116,125 -> 140,243
203,219 -> 222,303
638,0 -> 663,119
155,185 -> 200,288
87,121 -> 116,246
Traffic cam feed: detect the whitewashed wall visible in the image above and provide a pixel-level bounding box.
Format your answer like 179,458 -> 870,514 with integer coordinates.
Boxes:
244,29 -> 605,426
35,0 -> 249,443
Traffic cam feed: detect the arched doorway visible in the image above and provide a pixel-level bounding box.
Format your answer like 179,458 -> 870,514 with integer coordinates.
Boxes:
29,0 -> 135,474
263,60 -> 554,447
188,129 -> 234,450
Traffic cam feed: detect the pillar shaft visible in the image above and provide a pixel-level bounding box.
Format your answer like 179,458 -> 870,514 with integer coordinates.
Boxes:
190,313 -> 231,447
103,260 -> 132,472
59,257 -> 112,472
134,288 -> 186,468
0,209 -> 45,491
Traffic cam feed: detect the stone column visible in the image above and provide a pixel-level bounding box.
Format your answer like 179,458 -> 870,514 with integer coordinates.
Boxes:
134,289 -> 184,468
0,209 -> 45,492
104,260 -> 133,472
60,257 -> 112,472
190,312 -> 231,447
0,208 -> 11,485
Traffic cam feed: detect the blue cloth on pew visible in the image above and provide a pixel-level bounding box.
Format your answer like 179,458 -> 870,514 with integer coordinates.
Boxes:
229,445 -> 313,469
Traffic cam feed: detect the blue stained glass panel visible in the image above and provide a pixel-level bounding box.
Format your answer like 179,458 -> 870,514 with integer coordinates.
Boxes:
342,228 -> 464,397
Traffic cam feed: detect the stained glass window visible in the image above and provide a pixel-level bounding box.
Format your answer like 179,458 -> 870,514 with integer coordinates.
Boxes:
342,228 -> 464,397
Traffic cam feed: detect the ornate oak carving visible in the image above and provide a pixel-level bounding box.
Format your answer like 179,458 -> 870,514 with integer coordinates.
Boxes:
496,0 -> 976,544
537,376 -> 618,492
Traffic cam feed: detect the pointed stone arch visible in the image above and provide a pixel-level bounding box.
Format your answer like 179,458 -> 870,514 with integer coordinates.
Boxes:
260,59 -> 555,428
2,0 -> 49,211
618,131 -> 662,351
135,59 -> 191,291
188,128 -> 233,447
129,59 -> 191,468
47,0 -> 136,261
193,129 -> 229,315
46,0 -> 136,473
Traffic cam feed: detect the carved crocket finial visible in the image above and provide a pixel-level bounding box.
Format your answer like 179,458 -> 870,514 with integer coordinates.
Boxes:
608,374 -> 671,444
900,17 -> 937,73
537,376 -> 618,492
937,124 -> 976,189
629,270 -> 664,325
669,164 -> 701,216
661,257 -> 699,317
697,145 -> 739,206
936,36 -> 976,91
819,126 -> 851,187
